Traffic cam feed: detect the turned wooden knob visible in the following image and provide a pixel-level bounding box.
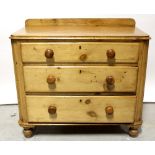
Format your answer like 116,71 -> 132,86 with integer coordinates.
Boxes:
45,49 -> 54,58
48,106 -> 57,114
106,76 -> 115,85
105,106 -> 114,115
106,49 -> 115,59
79,54 -> 87,61
47,75 -> 56,84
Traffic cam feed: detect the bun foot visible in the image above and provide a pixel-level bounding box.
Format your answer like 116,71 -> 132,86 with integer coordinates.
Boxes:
129,128 -> 139,137
23,128 -> 33,138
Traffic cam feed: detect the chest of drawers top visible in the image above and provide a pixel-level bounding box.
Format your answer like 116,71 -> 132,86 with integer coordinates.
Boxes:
10,18 -> 149,40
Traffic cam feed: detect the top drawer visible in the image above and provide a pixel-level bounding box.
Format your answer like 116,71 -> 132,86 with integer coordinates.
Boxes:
21,42 -> 139,63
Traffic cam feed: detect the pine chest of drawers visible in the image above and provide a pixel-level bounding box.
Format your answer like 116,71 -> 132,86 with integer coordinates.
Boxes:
10,18 -> 150,138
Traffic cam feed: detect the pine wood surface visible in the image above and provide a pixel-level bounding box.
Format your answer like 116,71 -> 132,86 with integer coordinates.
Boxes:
23,66 -> 138,92
10,18 -> 149,40
26,95 -> 136,123
10,18 -> 150,137
21,42 -> 139,63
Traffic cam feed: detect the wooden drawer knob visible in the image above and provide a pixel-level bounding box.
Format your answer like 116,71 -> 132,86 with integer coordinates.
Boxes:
47,75 -> 56,84
105,106 -> 114,115
45,49 -> 54,58
106,76 -> 115,85
79,54 -> 87,61
48,106 -> 57,114
106,49 -> 115,59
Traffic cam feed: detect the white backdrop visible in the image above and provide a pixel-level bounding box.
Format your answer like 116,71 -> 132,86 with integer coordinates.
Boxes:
0,1 -> 155,104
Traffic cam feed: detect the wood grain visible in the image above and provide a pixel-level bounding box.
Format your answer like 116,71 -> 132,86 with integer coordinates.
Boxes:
10,18 -> 150,137
10,18 -> 149,40
23,66 -> 138,93
21,42 -> 139,63
135,41 -> 149,122
25,18 -> 136,27
26,95 -> 136,123
11,41 -> 28,122
10,27 -> 149,40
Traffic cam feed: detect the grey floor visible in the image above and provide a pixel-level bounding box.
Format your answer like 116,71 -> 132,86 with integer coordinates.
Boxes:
0,103 -> 155,141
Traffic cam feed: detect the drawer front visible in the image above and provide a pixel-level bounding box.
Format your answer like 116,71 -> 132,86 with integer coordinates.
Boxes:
26,96 -> 136,123
24,66 -> 138,92
21,42 -> 139,63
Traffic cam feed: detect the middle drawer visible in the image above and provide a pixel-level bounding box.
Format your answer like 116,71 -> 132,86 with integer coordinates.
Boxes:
23,66 -> 138,92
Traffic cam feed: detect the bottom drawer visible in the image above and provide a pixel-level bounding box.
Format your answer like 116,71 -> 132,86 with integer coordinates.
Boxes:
26,96 -> 136,123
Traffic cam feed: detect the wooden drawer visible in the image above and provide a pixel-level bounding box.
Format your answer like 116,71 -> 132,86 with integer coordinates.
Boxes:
21,42 -> 139,63
26,96 -> 136,123
23,66 -> 138,92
